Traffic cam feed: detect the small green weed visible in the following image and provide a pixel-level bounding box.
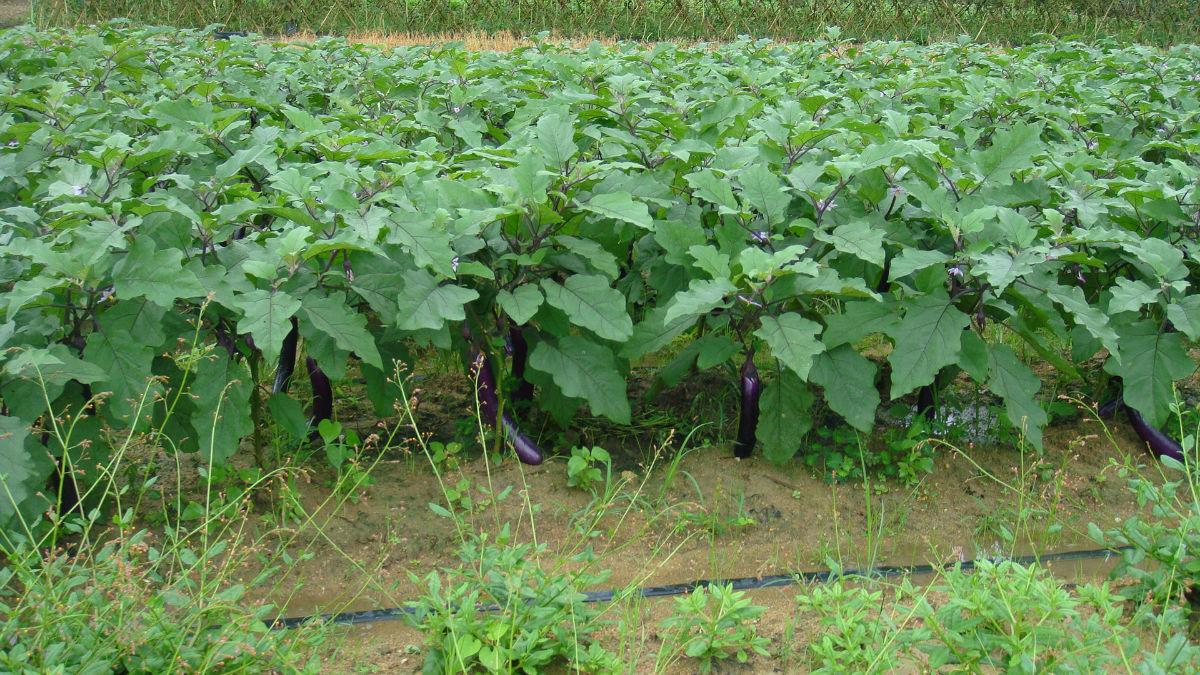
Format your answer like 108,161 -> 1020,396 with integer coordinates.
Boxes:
403,526 -> 619,673
657,583 -> 769,673
316,419 -> 376,499
567,445 -> 611,493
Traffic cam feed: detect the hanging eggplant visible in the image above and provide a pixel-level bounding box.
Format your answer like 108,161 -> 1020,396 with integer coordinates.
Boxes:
273,317 -> 299,395
506,326 -> 534,404
471,349 -> 543,465
306,356 -> 333,429
734,353 -> 761,459
1123,403 -> 1186,464
1097,396 -> 1186,464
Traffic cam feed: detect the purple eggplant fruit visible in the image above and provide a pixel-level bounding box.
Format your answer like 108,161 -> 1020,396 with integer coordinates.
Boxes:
734,355 -> 761,459
1096,395 -> 1186,464
1097,397 -> 1120,419
306,356 -> 333,428
273,318 -> 299,395
508,326 -> 534,404
1123,403 -> 1186,464
471,348 -> 542,465
916,384 -> 935,422
502,413 -> 543,465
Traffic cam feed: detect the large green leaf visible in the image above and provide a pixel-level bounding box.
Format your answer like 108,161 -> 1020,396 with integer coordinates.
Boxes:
395,269 -> 480,332
885,292 -> 970,398
0,415 -> 53,530
384,211 -> 458,278
189,350 -> 253,464
810,344 -> 879,431
737,163 -> 789,226
1105,320 -> 1195,427
82,300 -> 167,426
541,275 -> 633,342
528,336 -> 629,424
232,289 -> 302,364
987,344 -> 1047,451
112,236 -> 204,306
971,122 -> 1043,186
813,221 -> 885,267
758,369 -> 814,464
580,192 -> 652,230
497,285 -> 544,325
755,313 -> 824,380
299,292 -> 382,369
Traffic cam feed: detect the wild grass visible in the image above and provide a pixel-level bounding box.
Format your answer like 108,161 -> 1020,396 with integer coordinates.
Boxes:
29,0 -> 1200,47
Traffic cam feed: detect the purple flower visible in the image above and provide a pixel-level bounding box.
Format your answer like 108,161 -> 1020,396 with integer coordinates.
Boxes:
820,197 -> 837,211
888,185 -> 905,198
72,185 -> 86,196
751,230 -> 769,243
948,265 -> 964,279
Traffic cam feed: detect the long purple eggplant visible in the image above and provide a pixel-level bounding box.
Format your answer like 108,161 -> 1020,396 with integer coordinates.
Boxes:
306,356 -> 333,428
916,384 -> 935,423
1096,396 -> 1186,464
1123,403 -> 1186,464
471,349 -> 542,465
506,326 -> 534,404
734,355 -> 761,459
273,317 -> 299,394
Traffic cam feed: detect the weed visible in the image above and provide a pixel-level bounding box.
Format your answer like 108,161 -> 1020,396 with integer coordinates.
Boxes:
657,583 -> 769,673
567,445 -> 612,493
403,526 -> 620,673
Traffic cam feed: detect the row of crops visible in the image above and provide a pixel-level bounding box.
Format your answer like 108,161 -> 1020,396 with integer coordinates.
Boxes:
1,24 -> 1199,528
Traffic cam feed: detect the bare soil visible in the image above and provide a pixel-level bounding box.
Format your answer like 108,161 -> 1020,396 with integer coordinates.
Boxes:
136,361 -> 1177,674
0,0 -> 28,28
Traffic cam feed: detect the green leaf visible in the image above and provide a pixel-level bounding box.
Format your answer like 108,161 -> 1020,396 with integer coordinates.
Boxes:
987,344 -> 1047,451
233,289 -> 302,364
889,249 -> 951,281
970,250 -> 1039,293
189,350 -> 253,465
758,369 -> 814,464
737,163 -> 789,225
971,122 -> 1043,186
580,192 -> 652,230
528,336 -> 630,424
810,345 -> 879,431
1104,320 -> 1195,427
1107,278 -> 1159,315
664,278 -> 735,324
82,300 -> 167,426
885,293 -> 970,398
822,300 -> 900,348
0,415 -> 52,530
384,210 -> 458,278
958,330 -> 989,383
621,305 -> 697,359
1046,284 -> 1120,360
813,221 -> 885,267
1167,296 -> 1200,341
112,237 -> 204,305
497,285 -> 544,325
755,313 -> 823,380
395,269 -> 480,332
535,113 -> 578,168
299,292 -> 382,369
541,275 -> 633,342
685,169 -> 740,213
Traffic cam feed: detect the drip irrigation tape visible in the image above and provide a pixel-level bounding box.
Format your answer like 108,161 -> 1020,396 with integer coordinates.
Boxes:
270,544 -> 1133,630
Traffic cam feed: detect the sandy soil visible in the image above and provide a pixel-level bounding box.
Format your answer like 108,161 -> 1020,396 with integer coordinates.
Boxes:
133,361 -> 1175,673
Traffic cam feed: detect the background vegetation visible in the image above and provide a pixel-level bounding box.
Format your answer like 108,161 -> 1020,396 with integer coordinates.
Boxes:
29,0 -> 1200,46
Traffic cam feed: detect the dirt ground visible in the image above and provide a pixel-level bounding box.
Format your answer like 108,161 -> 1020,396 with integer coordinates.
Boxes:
0,0 -> 28,28
146,361 -> 1171,674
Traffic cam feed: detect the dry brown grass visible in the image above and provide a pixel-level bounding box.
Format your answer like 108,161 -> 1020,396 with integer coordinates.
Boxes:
285,29 -> 622,52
